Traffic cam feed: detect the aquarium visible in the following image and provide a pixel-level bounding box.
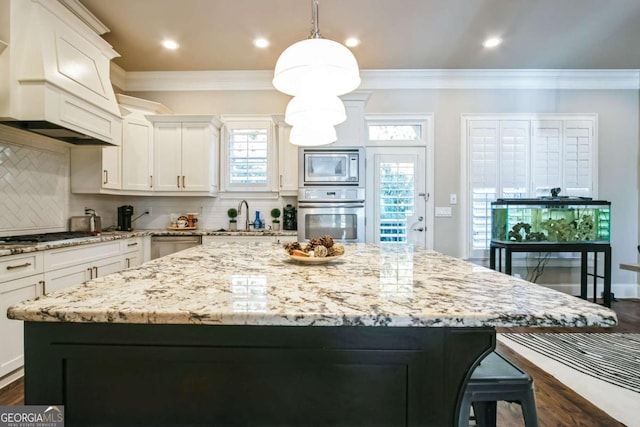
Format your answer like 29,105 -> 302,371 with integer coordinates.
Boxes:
491,198 -> 610,244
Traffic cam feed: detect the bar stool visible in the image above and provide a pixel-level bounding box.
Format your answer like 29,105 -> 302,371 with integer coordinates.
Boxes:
458,351 -> 538,427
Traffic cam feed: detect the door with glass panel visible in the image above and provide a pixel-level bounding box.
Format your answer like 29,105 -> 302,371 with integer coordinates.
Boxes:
366,147 -> 428,247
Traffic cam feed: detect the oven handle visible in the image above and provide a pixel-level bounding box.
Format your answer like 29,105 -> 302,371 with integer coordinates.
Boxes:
298,203 -> 365,209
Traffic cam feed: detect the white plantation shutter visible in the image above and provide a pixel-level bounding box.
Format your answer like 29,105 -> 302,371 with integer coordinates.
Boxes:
500,121 -> 529,198
532,121 -> 563,197
469,121 -> 499,255
466,116 -> 595,257
564,120 -> 593,196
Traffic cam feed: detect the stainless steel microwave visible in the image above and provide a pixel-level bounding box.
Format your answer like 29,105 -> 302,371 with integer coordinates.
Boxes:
299,148 -> 363,186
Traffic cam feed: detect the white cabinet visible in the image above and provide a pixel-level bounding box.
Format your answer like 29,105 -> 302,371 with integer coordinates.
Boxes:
122,237 -> 143,269
274,116 -> 298,195
0,252 -> 44,382
122,116 -> 154,191
333,93 -> 370,147
118,95 -> 171,192
70,146 -> 122,193
43,240 -> 123,294
149,115 -> 222,195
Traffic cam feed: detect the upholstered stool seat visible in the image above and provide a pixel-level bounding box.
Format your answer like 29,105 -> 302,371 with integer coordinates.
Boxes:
458,351 -> 538,427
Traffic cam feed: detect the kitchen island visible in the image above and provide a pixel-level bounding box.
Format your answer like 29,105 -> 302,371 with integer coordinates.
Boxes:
8,242 -> 616,426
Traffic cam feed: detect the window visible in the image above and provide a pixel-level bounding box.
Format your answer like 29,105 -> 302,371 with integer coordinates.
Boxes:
378,161 -> 416,242
369,124 -> 422,141
463,115 -> 597,258
221,117 -> 275,193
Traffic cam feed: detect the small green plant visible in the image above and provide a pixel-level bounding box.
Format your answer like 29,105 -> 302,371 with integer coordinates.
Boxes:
270,208 -> 281,223
227,208 -> 238,223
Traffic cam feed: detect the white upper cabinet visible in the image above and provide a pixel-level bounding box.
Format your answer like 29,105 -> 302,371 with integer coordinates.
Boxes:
332,92 -> 371,147
274,116 -> 298,196
148,115 -> 222,196
118,95 -> 171,192
70,146 -> 121,193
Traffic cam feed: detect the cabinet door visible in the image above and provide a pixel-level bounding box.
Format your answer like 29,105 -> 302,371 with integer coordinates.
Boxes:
122,117 -> 154,191
44,263 -> 91,294
94,256 -> 124,278
0,275 -> 42,377
154,122 -> 183,192
181,122 -> 212,192
278,124 -> 298,195
102,146 -> 121,189
123,253 -> 141,269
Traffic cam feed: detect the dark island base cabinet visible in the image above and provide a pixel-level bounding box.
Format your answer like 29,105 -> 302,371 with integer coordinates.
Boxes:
24,322 -> 495,427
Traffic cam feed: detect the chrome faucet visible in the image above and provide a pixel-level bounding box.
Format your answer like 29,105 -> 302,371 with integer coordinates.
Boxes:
238,200 -> 250,231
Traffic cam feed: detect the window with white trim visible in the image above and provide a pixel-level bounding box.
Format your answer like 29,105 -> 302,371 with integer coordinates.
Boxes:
221,117 -> 275,193
464,115 -> 597,258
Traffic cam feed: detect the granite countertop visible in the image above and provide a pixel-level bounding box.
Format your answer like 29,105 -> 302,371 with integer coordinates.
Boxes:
0,229 -> 298,257
7,242 -> 617,328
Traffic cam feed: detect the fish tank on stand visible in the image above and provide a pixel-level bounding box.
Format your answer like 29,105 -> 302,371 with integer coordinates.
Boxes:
489,198 -> 612,307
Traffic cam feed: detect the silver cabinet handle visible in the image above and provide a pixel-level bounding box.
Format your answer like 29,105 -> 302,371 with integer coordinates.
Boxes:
182,176 -> 186,188
127,242 -> 138,247
150,175 -> 153,188
126,258 -> 131,268
87,267 -> 93,279
177,176 -> 181,188
6,262 -> 32,270
39,280 -> 46,295
279,174 -> 283,187
103,170 -> 108,184
93,266 -> 98,277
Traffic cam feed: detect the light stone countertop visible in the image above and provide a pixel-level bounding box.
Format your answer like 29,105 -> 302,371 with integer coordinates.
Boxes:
8,242 -> 617,328
0,229 -> 298,257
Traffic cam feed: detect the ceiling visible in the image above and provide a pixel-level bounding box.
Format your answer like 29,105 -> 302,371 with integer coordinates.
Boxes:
80,0 -> 640,72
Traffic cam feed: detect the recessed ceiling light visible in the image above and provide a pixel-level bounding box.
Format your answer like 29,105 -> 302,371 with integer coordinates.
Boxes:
482,37 -> 502,48
162,39 -> 179,50
254,38 -> 270,48
345,37 -> 360,48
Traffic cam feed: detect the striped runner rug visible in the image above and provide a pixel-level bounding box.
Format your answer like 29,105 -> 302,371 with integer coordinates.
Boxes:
499,333 -> 640,393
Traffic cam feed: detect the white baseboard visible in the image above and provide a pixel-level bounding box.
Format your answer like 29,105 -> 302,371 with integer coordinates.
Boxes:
542,283 -> 639,299
0,368 -> 23,390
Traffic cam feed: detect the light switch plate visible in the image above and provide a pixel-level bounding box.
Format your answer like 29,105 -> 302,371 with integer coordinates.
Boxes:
435,207 -> 452,217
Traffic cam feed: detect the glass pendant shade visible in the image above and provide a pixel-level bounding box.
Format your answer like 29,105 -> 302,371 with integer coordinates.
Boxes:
273,38 -> 361,96
289,123 -> 337,146
285,95 -> 346,127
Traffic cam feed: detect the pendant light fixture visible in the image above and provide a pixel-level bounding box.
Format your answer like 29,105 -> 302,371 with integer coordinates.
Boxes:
273,0 -> 361,97
273,0 -> 360,146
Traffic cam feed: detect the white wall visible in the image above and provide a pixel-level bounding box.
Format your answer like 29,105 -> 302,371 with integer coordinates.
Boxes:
126,87 -> 639,297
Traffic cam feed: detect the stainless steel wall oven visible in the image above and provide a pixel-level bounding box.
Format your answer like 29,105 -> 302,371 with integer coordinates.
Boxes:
297,188 -> 365,243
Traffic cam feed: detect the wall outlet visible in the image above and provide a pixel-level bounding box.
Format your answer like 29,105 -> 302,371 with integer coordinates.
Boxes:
143,207 -> 152,215
450,193 -> 457,204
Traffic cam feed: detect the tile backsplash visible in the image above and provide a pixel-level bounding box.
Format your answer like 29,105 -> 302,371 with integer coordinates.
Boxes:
0,136 -> 69,236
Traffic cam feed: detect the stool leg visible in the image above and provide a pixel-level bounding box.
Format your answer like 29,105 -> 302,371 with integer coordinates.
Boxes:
521,389 -> 539,427
472,401 -> 497,427
458,396 -> 472,427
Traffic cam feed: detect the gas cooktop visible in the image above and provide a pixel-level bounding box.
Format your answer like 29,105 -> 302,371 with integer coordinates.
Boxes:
0,231 -> 95,245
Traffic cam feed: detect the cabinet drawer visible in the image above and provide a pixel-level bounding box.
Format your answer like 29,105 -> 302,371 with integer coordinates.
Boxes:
0,253 -> 44,283
121,238 -> 142,254
44,241 -> 122,271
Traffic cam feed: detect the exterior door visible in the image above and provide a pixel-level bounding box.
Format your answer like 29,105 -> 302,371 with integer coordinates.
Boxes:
366,147 -> 429,247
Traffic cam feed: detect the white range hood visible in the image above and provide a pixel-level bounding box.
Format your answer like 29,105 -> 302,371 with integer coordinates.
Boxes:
0,0 -> 122,145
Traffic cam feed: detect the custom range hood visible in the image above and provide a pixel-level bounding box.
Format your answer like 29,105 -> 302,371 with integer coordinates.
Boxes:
0,0 -> 122,146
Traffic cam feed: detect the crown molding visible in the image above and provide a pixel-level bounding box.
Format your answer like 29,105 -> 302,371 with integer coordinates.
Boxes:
115,68 -> 640,92
58,0 -> 110,35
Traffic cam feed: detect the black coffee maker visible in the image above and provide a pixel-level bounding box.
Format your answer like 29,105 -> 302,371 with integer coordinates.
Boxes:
283,204 -> 297,230
118,205 -> 134,231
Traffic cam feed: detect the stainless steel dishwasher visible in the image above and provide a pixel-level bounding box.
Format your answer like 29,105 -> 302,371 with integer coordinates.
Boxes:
150,235 -> 202,259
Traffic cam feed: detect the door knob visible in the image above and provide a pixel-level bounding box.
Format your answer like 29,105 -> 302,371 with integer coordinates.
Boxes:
413,227 -> 425,232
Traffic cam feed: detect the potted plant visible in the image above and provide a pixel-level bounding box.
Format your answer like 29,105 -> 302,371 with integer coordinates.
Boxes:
227,208 -> 238,231
270,208 -> 281,231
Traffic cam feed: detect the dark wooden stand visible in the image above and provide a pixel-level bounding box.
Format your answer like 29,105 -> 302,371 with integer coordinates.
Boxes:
489,241 -> 612,307
24,322 -> 495,427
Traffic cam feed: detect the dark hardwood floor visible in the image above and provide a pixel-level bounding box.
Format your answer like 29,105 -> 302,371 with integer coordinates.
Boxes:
1,299 -> 637,426
496,298 -> 639,427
